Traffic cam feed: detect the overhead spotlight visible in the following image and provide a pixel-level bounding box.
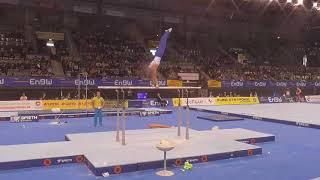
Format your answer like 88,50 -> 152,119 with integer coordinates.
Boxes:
297,0 -> 303,5
287,0 -> 292,3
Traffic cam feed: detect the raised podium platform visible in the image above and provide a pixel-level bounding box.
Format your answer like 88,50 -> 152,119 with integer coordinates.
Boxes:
0,127 -> 275,176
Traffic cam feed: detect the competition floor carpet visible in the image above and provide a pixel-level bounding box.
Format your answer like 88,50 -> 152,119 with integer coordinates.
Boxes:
0,105 -> 319,180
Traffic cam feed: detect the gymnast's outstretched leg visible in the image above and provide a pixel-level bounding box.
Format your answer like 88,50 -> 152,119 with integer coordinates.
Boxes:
148,28 -> 172,87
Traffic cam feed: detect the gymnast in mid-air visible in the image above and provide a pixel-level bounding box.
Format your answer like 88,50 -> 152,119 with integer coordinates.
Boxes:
148,28 -> 172,87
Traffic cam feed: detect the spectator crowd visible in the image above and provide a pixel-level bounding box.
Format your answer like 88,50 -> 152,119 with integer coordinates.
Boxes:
62,30 -> 150,79
1,29 -> 320,81
0,31 -> 54,77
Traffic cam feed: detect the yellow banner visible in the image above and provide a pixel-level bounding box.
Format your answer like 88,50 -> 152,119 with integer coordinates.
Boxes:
43,100 -> 93,110
167,80 -> 182,87
214,97 -> 259,105
207,80 -> 222,88
42,100 -> 128,110
172,98 -> 180,106
171,97 -> 259,106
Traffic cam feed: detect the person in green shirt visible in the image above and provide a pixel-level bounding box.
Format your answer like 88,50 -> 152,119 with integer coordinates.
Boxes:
92,91 -> 105,127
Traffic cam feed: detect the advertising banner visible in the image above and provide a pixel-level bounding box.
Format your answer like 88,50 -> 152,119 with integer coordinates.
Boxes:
214,97 -> 259,105
139,111 -> 160,117
207,80 -> 222,88
221,80 -> 245,88
172,97 -> 259,106
0,112 -> 18,118
42,100 -> 127,110
167,80 -> 182,87
128,100 -> 143,108
216,80 -> 320,88
100,79 -> 167,87
42,100 -> 93,110
36,32 -> 65,41
172,98 -> 216,107
73,5 -> 97,14
107,100 -> 128,108
104,10 -> 125,17
305,95 -> 320,103
259,96 -> 284,103
177,73 -> 199,81
0,100 -> 127,111
143,99 -> 172,107
10,115 -> 39,123
2,76 -> 319,89
0,100 -> 42,112
0,77 -> 167,88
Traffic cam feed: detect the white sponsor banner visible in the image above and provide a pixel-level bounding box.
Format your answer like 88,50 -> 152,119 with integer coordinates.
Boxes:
0,111 -> 18,117
178,73 -> 199,81
139,111 -> 160,117
0,101 -> 43,112
73,5 -> 96,14
104,9 -> 125,17
10,115 -> 39,123
172,98 -> 215,106
305,95 -> 320,103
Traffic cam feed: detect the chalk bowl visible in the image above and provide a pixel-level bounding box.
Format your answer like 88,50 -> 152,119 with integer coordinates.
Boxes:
156,139 -> 175,177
